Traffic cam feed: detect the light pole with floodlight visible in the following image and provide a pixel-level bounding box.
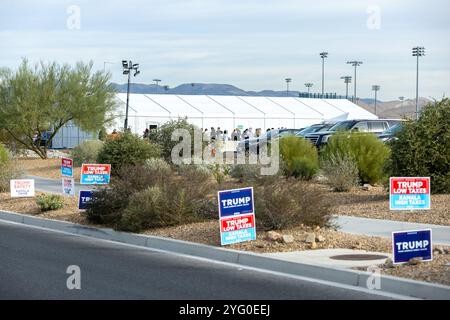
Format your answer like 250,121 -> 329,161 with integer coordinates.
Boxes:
320,52 -> 328,96
412,46 -> 425,120
122,60 -> 140,131
347,61 -> 363,102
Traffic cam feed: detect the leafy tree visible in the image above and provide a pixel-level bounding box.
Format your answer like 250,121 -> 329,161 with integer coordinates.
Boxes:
0,59 -> 116,158
388,99 -> 450,193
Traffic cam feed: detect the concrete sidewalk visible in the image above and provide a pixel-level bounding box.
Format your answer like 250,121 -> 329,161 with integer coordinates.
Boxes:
336,215 -> 450,246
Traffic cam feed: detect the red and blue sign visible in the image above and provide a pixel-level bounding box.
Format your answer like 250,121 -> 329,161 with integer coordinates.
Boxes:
78,190 -> 94,210
61,157 -> 73,177
80,164 -> 111,185
392,229 -> 432,264
218,187 -> 256,246
390,177 -> 430,210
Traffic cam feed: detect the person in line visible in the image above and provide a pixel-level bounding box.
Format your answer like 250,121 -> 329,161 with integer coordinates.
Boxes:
143,128 -> 150,139
210,127 -> 216,142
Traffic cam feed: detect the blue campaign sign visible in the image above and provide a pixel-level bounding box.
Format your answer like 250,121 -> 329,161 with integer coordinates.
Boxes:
218,187 -> 254,218
78,190 -> 94,210
392,229 -> 432,264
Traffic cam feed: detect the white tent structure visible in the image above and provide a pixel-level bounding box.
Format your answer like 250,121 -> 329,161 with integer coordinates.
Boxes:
112,94 -> 377,135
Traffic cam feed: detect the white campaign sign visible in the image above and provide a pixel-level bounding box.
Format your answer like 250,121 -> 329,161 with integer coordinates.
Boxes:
10,179 -> 35,198
62,178 -> 75,197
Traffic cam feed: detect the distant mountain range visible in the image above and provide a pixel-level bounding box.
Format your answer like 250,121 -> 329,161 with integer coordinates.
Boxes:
112,82 -> 431,119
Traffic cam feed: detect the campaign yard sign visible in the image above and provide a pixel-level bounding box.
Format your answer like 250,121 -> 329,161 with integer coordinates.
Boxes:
80,164 -> 111,185
390,177 -> 430,210
62,178 -> 75,197
10,179 -> 35,198
78,190 -> 94,210
61,157 -> 73,177
392,229 -> 432,264
218,187 -> 256,246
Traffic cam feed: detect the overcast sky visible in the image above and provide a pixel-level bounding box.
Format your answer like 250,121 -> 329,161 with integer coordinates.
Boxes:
1,0 -> 449,100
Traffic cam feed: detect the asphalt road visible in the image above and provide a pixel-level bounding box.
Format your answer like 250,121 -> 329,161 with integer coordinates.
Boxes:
0,220 -> 395,300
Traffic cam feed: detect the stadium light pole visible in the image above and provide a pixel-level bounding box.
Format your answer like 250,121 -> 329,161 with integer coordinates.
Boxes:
320,52 -> 328,96
304,83 -> 313,97
372,85 -> 380,115
399,96 -> 405,115
347,61 -> 363,102
412,46 -> 425,120
153,79 -> 161,94
122,60 -> 140,131
285,78 -> 292,96
340,76 -> 352,99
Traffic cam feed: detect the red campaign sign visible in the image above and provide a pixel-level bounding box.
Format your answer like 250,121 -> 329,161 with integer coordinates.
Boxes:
81,164 -> 111,175
62,157 -> 73,168
390,177 -> 430,195
220,214 -> 255,232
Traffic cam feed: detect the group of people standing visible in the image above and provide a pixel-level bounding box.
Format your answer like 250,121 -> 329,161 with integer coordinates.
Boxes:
203,127 -> 264,142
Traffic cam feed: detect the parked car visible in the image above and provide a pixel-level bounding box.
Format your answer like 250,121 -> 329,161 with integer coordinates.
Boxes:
304,119 -> 402,147
296,123 -> 335,136
236,128 -> 302,153
378,122 -> 404,143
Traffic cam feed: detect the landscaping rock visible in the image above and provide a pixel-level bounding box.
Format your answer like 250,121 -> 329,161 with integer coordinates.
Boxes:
305,233 -> 316,243
361,184 -> 372,191
444,247 -> 450,255
433,246 -> 444,255
408,257 -> 423,265
266,231 -> 283,242
282,234 -> 295,244
316,235 -> 326,242
384,258 -> 394,268
310,242 -> 317,249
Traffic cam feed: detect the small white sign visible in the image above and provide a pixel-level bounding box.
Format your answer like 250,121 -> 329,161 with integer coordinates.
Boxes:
10,179 -> 35,198
62,178 -> 75,197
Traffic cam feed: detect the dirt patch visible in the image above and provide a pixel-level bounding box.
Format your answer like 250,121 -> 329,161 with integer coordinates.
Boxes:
17,158 -> 82,181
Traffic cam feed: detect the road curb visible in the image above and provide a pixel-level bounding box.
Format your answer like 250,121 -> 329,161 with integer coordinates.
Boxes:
1,209 -> 449,300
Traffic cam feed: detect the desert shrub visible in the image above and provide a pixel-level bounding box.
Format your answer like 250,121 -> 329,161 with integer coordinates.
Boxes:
84,165 -> 164,224
321,131 -> 390,184
0,145 -> 23,192
0,144 -> 8,164
230,164 -> 261,183
97,132 -> 161,175
321,154 -> 359,192
149,118 -> 201,162
85,163 -> 216,231
144,158 -> 172,180
119,178 -> 215,232
36,194 -> 64,212
279,136 -> 319,180
254,178 -> 333,231
388,99 -> 450,193
71,140 -> 104,166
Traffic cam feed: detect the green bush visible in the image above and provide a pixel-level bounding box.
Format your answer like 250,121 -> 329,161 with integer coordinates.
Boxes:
254,178 -> 333,231
97,132 -> 161,175
279,136 -> 319,180
0,144 -> 23,192
36,194 -> 64,212
321,154 -> 359,192
321,131 -> 390,184
71,140 -> 104,166
149,118 -> 202,162
388,99 -> 450,193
